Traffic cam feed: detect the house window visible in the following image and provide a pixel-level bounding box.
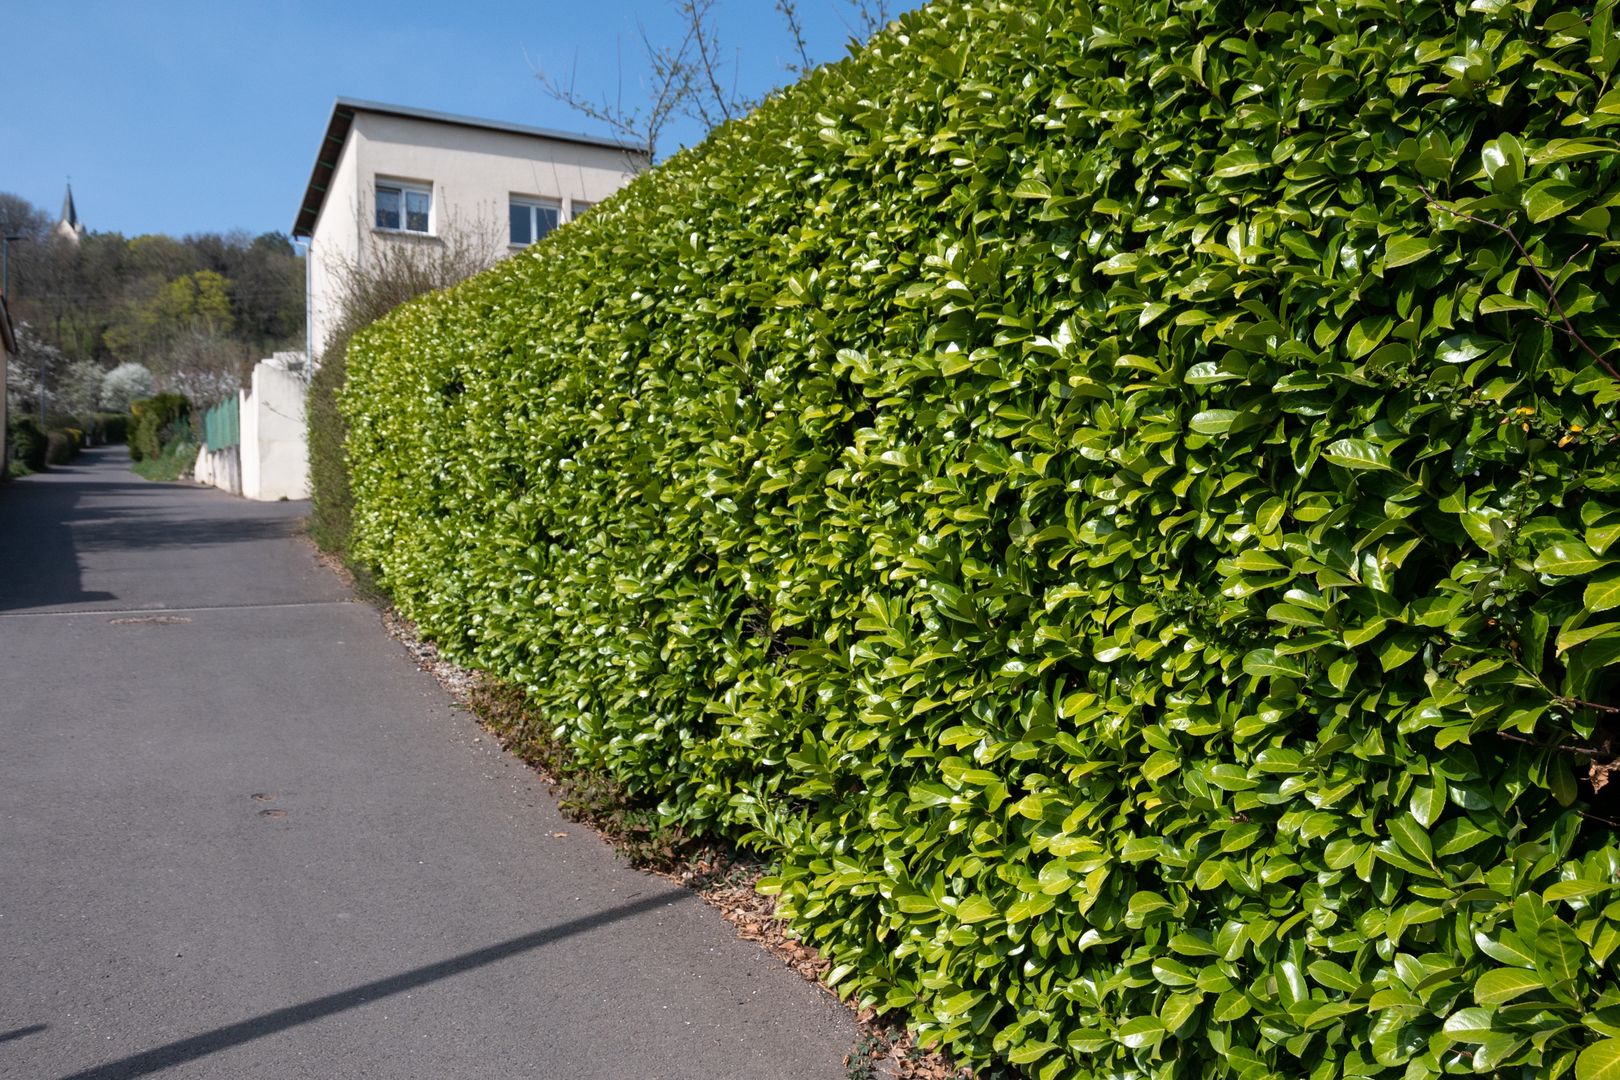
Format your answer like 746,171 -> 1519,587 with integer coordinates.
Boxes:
377,181 -> 431,233
510,198 -> 560,245
570,199 -> 593,220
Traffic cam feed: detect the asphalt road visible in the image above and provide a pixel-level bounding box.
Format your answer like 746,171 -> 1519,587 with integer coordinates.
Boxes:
0,447 -> 853,1080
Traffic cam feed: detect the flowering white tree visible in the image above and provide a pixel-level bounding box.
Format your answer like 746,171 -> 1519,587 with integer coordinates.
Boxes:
6,323 -> 69,421
100,362 -> 155,413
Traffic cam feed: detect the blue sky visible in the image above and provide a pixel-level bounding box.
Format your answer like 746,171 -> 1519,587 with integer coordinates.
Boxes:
3,1 -> 914,239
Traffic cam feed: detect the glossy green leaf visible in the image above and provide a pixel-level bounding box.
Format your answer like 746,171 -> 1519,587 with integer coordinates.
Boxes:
1580,1040 -> 1620,1080
1586,573 -> 1620,613
1322,439 -> 1395,472
1384,235 -> 1438,269
1537,543 -> 1609,576
1473,968 -> 1545,1006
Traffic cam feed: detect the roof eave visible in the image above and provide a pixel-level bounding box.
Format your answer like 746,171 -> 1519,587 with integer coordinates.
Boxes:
292,103 -> 357,240
292,97 -> 649,240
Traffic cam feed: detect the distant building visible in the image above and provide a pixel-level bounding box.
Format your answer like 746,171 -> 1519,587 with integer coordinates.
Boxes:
54,183 -> 84,245
291,98 -> 647,366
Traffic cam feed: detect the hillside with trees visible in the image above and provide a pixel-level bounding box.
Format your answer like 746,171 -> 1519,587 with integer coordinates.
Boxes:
0,191 -> 303,422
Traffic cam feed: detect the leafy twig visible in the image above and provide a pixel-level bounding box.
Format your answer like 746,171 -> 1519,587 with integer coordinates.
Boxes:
1418,184 -> 1620,383
1577,808 -> 1620,829
1560,695 -> 1620,716
1494,730 -> 1610,757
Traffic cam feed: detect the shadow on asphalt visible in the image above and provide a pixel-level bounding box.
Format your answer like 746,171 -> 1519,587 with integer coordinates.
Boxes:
0,452 -> 299,611
68,514 -> 295,553
0,477 -> 118,612
0,1024 -> 47,1043
51,891 -> 678,1080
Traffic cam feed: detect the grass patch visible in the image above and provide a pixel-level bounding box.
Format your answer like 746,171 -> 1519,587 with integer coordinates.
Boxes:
131,441 -> 196,483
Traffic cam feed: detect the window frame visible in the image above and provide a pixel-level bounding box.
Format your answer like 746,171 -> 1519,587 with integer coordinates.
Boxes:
375,178 -> 434,235
508,196 -> 562,248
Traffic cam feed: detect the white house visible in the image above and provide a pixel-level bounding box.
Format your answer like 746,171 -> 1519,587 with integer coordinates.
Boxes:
291,97 -> 647,364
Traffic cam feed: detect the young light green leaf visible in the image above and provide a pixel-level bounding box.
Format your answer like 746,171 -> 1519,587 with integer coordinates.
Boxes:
1242,649 -> 1306,679
1557,622 -> 1620,655
1524,179 -> 1586,224
1577,1038 -> 1620,1080
1586,573 -> 1620,612
1322,439 -> 1394,471
1384,235 -> 1438,269
1472,968 -> 1545,1007
1441,1006 -> 1496,1043
1536,542 -> 1608,576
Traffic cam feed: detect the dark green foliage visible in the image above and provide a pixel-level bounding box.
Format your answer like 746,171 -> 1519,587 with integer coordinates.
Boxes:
90,413 -> 129,445
7,415 -> 47,473
128,393 -> 190,463
44,429 -> 80,466
307,347 -> 355,557
341,1 -> 1620,1075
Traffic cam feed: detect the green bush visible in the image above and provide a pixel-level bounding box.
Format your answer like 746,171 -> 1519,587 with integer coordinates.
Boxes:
45,429 -> 80,466
128,393 -> 190,463
129,435 -> 196,483
8,415 -> 48,473
341,0 -> 1620,1075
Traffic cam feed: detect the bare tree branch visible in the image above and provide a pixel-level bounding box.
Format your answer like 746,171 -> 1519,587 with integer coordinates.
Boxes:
775,0 -> 812,74
530,10 -> 707,167
839,0 -> 895,39
683,0 -> 737,127
534,0 -> 870,164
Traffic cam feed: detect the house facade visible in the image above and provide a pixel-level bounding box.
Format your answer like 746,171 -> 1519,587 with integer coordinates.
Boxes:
291,98 -> 646,364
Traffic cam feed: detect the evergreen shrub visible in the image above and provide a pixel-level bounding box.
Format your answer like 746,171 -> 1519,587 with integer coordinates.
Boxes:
342,0 -> 1620,1075
128,393 -> 190,463
8,415 -> 48,473
45,429 -> 80,466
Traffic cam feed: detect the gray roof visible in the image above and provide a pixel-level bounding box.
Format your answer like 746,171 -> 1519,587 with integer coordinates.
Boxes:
60,183 -> 78,229
292,97 -> 646,239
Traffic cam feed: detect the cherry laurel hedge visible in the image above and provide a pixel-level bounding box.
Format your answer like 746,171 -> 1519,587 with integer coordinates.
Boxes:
341,0 -> 1620,1075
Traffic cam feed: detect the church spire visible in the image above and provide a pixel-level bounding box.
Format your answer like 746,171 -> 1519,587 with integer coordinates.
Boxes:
55,181 -> 84,244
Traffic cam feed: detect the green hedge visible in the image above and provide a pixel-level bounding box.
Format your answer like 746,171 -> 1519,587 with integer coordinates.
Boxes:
45,428 -> 81,466
7,416 -> 48,474
128,393 -> 190,463
342,1 -> 1620,1075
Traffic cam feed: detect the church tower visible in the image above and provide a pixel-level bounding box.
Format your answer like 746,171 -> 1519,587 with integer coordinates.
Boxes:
54,183 -> 84,245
